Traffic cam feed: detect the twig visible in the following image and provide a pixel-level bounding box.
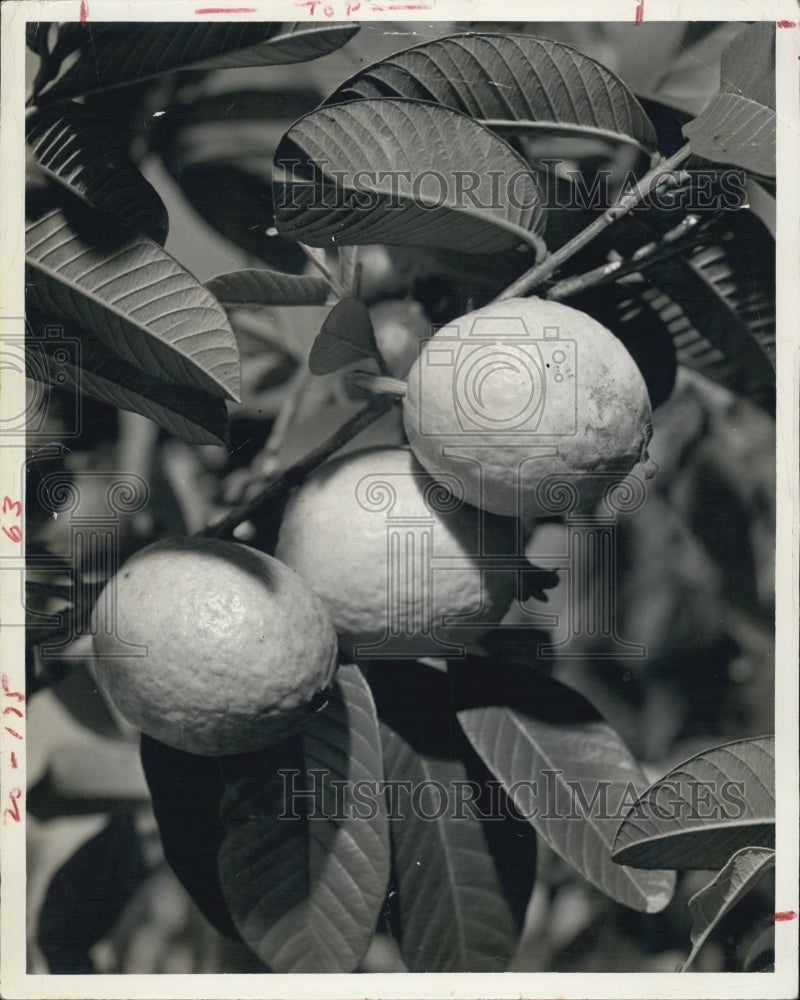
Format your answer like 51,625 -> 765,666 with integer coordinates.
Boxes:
546,213 -> 711,301
493,143 -> 693,302
200,394 -> 394,540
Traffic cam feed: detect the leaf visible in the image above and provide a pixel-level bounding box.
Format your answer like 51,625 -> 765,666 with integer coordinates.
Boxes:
681,846 -> 775,971
37,22 -> 360,103
638,212 -> 775,411
205,269 -> 329,309
26,315 -> 230,447
140,735 -> 240,940
27,101 -> 169,245
173,162 -> 307,273
26,23 -> 51,55
456,665 -> 676,913
308,298 -> 379,375
37,814 -> 150,973
274,98 -> 545,254
217,664 -> 390,973
611,736 -> 775,870
683,23 -> 776,176
370,661 -> 536,972
26,187 -> 241,402
325,32 -> 657,155
566,283 -> 678,408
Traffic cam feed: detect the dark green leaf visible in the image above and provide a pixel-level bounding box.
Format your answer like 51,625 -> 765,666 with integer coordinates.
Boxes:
206,269 -> 329,309
26,187 -> 240,402
26,23 -> 51,55
27,101 -> 168,244
218,665 -> 390,973
456,666 -> 676,913
638,213 -> 775,412
37,22 -> 360,103
370,661 -> 536,972
37,815 -> 150,973
681,846 -> 775,971
308,298 -> 379,375
612,736 -> 775,870
274,98 -> 545,254
174,162 -> 307,273
140,735 -> 240,941
325,32 -> 657,154
566,283 -> 678,408
26,315 -> 230,447
682,23 -> 775,176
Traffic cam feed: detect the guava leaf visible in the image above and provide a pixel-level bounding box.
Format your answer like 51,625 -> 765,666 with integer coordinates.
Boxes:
155,83 -> 321,273
140,735 -> 240,940
324,32 -> 657,155
637,211 -> 775,412
217,664 -> 390,973
273,98 -> 545,254
205,269 -> 329,308
682,23 -> 776,176
681,846 -> 775,971
27,101 -> 168,245
172,162 -> 308,273
37,22 -> 360,103
565,283 -> 678,409
456,664 -> 676,913
611,736 -> 775,870
26,187 -> 241,402
26,315 -> 230,447
370,660 -> 536,972
37,815 -> 150,973
308,298 -> 380,375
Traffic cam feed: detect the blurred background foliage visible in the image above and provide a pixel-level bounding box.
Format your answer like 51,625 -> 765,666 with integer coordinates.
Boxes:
24,20 -> 774,974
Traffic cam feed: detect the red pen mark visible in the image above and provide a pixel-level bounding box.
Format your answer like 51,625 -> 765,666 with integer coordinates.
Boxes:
776,19 -> 797,27
771,910 -> 798,921
4,727 -> 22,740
2,497 -> 21,517
635,1 -> 644,23
3,707 -> 22,718
195,7 -> 256,12
10,752 -> 18,769
1,675 -> 24,703
3,788 -> 21,824
80,0 -> 87,22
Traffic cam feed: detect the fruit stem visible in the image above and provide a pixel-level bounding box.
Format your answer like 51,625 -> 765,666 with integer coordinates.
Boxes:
493,143 -> 693,302
200,394 -> 395,540
347,371 -> 408,397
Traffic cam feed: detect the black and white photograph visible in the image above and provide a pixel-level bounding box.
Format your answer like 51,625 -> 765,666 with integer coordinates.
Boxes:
0,3 -> 797,997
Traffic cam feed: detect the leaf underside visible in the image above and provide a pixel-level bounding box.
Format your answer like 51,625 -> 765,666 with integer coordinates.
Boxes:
218,665 -> 390,973
274,98 -> 544,254
27,101 -> 169,244
612,736 -> 775,870
26,189 -> 241,402
325,32 -> 658,154
205,269 -> 330,308
682,846 -> 775,970
26,316 -> 230,447
36,23 -> 360,102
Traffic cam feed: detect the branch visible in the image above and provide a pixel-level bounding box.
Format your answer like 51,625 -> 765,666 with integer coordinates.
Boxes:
546,212 -> 713,301
200,393 -> 394,540
493,143 -> 693,302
